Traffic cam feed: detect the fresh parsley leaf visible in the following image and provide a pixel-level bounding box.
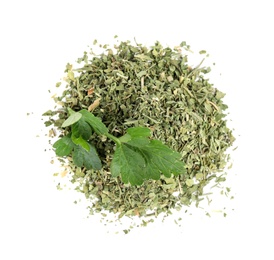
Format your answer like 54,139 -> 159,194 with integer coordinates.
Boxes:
79,109 -> 108,135
111,144 -> 146,185
54,110 -> 185,186
53,135 -> 75,156
110,127 -> 185,185
62,111 -> 82,128
71,135 -> 90,151
136,140 -> 186,180
126,127 -> 151,138
72,143 -> 102,170
71,117 -> 92,140
119,127 -> 151,147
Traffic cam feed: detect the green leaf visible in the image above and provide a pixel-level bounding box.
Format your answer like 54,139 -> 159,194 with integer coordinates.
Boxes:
110,126 -> 185,185
67,107 -> 75,116
79,110 -> 108,135
135,148 -> 161,180
126,127 -> 151,138
110,144 -> 146,186
62,112 -> 82,127
127,137 -> 150,147
135,140 -> 186,180
119,127 -> 151,147
72,143 -> 102,170
71,118 -> 92,140
53,136 -> 75,156
71,135 -> 90,151
118,133 -> 131,143
149,140 -> 185,176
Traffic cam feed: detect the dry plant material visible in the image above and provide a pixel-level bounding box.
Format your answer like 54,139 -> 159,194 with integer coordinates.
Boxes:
43,38 -> 235,227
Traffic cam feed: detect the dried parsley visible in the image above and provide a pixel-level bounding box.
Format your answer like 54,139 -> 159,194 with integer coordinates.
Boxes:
43,38 -> 235,228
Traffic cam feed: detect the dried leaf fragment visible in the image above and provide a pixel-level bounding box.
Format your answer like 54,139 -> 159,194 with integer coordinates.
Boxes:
88,98 -> 101,111
87,87 -> 94,96
61,168 -> 68,177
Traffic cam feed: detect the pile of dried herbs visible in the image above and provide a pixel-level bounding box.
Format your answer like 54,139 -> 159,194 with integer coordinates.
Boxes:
44,38 -> 235,227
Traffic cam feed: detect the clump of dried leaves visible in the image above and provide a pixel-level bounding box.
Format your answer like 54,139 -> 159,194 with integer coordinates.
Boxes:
44,38 -> 235,227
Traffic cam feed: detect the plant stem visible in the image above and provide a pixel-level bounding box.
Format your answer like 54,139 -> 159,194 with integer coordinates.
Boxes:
105,132 -> 121,145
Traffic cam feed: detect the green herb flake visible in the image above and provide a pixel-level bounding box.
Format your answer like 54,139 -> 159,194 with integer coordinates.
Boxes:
56,82 -> 62,88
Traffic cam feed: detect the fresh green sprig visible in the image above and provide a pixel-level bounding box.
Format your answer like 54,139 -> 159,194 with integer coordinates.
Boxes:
53,108 -> 185,185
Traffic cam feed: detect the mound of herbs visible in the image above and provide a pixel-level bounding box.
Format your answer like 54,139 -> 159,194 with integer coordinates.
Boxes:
44,39 -> 235,221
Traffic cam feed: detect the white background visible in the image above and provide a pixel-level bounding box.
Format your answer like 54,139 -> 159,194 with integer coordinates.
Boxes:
1,0 -> 273,259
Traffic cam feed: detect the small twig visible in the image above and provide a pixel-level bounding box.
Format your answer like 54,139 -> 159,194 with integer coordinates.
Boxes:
141,76 -> 144,88
177,177 -> 183,194
186,58 -> 205,79
207,100 -> 219,111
